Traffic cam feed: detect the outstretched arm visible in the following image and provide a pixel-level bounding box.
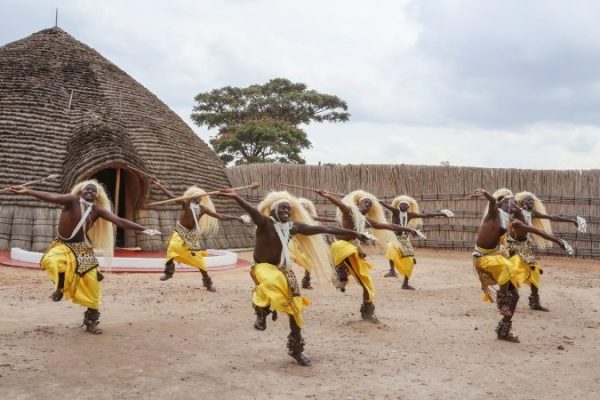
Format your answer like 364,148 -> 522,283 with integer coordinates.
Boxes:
531,210 -> 577,226
366,218 -> 420,236
216,189 -> 267,226
200,205 -> 243,222
9,187 -> 75,206
468,188 -> 497,218
378,200 -> 397,213
315,189 -> 351,216
410,211 -> 449,219
510,220 -> 565,249
96,208 -> 153,232
292,222 -> 368,241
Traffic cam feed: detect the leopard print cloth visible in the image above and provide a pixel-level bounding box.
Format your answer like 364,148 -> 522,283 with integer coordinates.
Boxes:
282,269 -> 301,297
62,241 -> 99,276
174,222 -> 204,251
507,238 -> 537,265
397,236 -> 415,257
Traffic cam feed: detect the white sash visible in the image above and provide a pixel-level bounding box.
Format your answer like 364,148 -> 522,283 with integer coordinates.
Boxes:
499,209 -> 510,230
270,217 -> 293,268
58,199 -> 94,242
190,202 -> 202,232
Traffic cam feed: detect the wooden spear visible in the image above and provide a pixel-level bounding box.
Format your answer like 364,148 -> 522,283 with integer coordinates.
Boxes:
122,164 -> 175,194
0,174 -> 61,193
146,182 -> 260,207
280,182 -> 344,197
123,164 -> 159,182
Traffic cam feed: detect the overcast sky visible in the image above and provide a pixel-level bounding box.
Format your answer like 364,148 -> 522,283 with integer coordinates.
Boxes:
2,0 -> 600,169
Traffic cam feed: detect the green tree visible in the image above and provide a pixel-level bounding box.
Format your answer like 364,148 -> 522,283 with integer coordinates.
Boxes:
191,78 -> 350,165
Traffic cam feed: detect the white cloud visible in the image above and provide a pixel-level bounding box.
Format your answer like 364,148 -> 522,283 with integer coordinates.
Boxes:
1,0 -> 600,169
303,122 -> 600,169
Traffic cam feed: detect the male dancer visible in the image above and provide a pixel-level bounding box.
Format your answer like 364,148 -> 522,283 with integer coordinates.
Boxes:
10,180 -> 160,334
380,195 -> 454,289
516,191 -> 587,234
154,182 -> 242,291
316,189 -> 421,323
217,189 -> 367,366
469,188 -> 523,342
511,191 -> 576,310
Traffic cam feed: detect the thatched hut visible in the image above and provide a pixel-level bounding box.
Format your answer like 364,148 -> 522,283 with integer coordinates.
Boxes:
0,27 -> 253,252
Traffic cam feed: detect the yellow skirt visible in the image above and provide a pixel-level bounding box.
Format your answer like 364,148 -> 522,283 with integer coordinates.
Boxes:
250,263 -> 310,327
40,242 -> 101,309
166,232 -> 209,271
474,253 -> 521,302
510,254 -> 542,288
330,240 -> 375,302
385,242 -> 415,278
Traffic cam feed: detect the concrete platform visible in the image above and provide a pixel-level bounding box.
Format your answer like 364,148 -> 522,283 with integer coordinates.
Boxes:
0,248 -> 250,273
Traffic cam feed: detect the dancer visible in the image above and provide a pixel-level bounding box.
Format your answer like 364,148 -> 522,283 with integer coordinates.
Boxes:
217,189 -> 367,366
316,189 -> 422,323
10,180 -> 160,334
154,182 -> 242,291
516,191 -> 587,233
469,188 -> 522,342
512,191 -> 576,311
380,195 -> 454,289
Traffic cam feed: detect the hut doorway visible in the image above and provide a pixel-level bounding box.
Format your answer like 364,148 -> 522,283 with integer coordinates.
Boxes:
91,166 -> 146,248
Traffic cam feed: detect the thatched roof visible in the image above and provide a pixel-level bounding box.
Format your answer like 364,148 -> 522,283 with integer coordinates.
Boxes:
0,27 -> 233,208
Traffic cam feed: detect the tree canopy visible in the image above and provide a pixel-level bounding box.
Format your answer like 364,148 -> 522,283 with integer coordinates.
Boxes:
191,78 -> 350,165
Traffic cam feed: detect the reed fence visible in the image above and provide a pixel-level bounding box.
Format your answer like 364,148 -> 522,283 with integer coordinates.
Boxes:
227,164 -> 600,258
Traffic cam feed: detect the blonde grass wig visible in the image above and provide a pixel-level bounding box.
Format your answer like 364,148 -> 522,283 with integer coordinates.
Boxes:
493,188 -> 514,202
483,188 -> 514,218
258,191 -> 334,284
71,179 -> 114,264
183,186 -> 219,236
338,190 -> 399,250
515,191 -> 553,249
298,197 -> 318,219
391,195 -> 422,228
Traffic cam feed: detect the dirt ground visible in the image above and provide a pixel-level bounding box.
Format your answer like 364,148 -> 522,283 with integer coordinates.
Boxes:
1,249 -> 599,400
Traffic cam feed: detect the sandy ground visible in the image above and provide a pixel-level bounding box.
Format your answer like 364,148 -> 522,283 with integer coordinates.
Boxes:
1,249 -> 599,400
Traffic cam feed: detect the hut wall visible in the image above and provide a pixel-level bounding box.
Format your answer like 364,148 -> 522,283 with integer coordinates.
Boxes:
0,205 -> 254,252
227,164 -> 600,259
0,205 -> 59,251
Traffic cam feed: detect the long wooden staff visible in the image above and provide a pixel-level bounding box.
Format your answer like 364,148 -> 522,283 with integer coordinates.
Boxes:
0,174 -> 61,193
147,182 -> 260,206
122,164 -> 176,196
123,164 -> 161,182
125,164 -> 155,179
280,182 -> 344,197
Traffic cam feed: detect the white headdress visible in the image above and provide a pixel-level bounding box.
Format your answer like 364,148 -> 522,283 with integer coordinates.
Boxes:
515,191 -> 553,249
338,190 -> 398,250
